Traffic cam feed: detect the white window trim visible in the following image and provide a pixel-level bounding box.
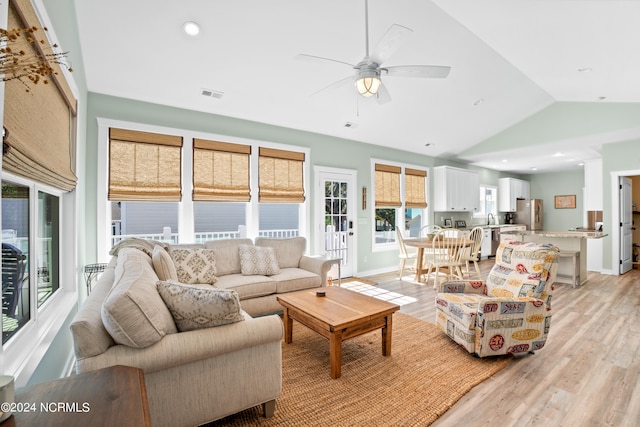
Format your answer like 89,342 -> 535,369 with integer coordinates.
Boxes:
370,158 -> 430,253
0,172 -> 77,387
474,184 -> 498,218
96,118 -> 310,260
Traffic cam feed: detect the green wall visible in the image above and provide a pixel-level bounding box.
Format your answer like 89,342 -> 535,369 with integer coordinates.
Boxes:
527,170 -> 584,231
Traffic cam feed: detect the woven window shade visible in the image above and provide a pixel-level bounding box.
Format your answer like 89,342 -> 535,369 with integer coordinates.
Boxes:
405,168 -> 427,208
2,0 -> 78,191
108,128 -> 183,201
375,164 -> 402,207
258,147 -> 305,203
193,139 -> 251,202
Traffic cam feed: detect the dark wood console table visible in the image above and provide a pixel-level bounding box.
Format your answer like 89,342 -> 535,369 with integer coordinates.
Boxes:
1,365 -> 151,427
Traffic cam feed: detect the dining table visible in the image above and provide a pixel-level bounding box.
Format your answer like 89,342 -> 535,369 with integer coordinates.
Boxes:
403,236 -> 474,283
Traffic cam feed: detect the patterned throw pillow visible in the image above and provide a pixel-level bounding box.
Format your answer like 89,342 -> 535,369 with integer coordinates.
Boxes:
170,248 -> 218,284
238,245 -> 280,276
156,280 -> 245,331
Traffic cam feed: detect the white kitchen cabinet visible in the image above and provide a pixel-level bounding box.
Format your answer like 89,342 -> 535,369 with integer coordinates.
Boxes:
499,225 -> 526,242
584,159 -> 603,211
433,166 -> 480,212
498,177 -> 530,212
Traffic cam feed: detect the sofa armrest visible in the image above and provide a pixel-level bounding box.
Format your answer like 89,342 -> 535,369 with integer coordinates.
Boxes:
438,280 -> 487,294
299,255 -> 335,287
76,313 -> 283,375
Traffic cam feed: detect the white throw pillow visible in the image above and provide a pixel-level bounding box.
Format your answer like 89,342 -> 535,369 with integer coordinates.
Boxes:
238,245 -> 280,276
170,248 -> 218,284
156,280 -> 245,331
152,245 -> 178,281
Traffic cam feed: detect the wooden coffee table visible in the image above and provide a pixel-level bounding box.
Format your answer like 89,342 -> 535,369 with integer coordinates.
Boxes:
277,287 -> 400,379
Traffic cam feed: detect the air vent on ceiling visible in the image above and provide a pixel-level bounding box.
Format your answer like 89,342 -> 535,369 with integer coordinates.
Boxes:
201,88 -> 224,99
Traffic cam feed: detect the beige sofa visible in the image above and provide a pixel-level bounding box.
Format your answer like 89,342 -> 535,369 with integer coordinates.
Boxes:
70,236 -> 333,426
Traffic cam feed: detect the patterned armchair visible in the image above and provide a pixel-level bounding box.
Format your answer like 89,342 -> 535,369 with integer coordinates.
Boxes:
435,241 -> 559,357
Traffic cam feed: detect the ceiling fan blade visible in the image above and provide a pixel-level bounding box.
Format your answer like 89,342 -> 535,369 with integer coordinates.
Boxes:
310,75 -> 354,97
295,54 -> 354,68
383,65 -> 451,79
375,82 -> 392,105
370,24 -> 413,65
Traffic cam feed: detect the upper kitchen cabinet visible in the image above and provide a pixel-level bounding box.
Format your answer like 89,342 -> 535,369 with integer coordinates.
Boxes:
498,177 -> 530,212
433,166 -> 480,212
584,159 -> 603,211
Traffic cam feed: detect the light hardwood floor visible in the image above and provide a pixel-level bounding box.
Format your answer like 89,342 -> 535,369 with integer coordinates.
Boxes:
363,260 -> 640,427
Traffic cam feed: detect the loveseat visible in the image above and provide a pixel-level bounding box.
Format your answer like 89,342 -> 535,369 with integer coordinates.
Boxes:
70,236 -> 333,426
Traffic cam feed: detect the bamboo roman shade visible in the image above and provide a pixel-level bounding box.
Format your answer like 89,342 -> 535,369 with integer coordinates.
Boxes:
258,147 -> 305,203
108,128 -> 183,201
193,138 -> 251,202
375,163 -> 402,207
405,168 -> 427,208
2,0 -> 78,191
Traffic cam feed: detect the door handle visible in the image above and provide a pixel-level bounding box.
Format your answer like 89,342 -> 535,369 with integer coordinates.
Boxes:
348,232 -> 354,236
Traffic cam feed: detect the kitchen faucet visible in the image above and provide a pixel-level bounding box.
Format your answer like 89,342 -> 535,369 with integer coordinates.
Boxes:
487,213 -> 495,225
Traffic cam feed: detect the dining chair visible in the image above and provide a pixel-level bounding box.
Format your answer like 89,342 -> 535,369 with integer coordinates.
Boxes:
396,229 -> 417,278
424,230 -> 466,289
460,226 -> 484,279
420,224 -> 442,238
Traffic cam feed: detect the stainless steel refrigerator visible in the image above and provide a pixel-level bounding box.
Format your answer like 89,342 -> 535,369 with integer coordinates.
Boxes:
515,199 -> 544,230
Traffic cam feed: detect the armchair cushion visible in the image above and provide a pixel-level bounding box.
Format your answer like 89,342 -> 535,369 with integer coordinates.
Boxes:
152,245 -> 178,281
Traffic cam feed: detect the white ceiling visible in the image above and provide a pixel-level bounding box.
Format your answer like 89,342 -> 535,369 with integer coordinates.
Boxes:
72,0 -> 640,174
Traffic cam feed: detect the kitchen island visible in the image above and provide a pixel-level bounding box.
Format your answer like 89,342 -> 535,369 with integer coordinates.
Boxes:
499,230 -> 607,286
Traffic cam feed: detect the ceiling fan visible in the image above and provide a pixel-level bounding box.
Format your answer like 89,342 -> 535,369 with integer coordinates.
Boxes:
296,0 -> 451,104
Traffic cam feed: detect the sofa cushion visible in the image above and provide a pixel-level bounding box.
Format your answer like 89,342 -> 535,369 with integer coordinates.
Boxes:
204,238 -> 254,276
171,248 -> 218,285
156,280 -> 245,331
270,267 -> 322,293
101,248 -> 177,348
152,245 -> 178,281
109,237 -> 169,257
214,274 -> 277,300
255,237 -> 306,268
239,245 -> 280,276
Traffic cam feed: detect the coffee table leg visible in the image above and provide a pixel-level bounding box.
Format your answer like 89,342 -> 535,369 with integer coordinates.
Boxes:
329,331 -> 342,379
382,314 -> 393,356
283,307 -> 293,344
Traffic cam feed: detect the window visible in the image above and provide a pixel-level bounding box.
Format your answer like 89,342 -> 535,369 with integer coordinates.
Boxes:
98,123 -> 309,253
476,185 -> 497,219
2,181 -> 61,344
372,161 -> 428,247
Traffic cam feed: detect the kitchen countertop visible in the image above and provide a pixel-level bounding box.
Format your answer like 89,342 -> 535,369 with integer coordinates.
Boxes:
500,229 -> 607,239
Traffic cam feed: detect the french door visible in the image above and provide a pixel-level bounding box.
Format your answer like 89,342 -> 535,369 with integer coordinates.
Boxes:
315,167 -> 357,278
620,176 -> 632,274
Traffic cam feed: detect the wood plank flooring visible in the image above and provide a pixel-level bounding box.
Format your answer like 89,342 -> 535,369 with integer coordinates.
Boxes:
362,260 -> 640,427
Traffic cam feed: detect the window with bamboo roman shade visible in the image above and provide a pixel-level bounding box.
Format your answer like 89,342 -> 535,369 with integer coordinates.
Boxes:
405,168 -> 427,208
193,138 -> 251,202
375,163 -> 401,207
258,147 -> 305,203
108,128 -> 183,201
2,0 -> 78,192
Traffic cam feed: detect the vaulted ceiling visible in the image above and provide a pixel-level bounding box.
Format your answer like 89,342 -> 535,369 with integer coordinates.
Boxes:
72,0 -> 640,174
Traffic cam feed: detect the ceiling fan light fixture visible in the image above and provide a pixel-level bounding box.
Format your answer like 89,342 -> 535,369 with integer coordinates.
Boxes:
355,73 -> 381,97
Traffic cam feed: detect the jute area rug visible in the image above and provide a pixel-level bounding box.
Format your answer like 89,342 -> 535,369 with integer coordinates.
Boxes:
209,313 -> 511,427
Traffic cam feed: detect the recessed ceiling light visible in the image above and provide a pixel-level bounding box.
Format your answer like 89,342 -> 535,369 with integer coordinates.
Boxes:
578,162 -> 585,166
501,159 -> 508,163
424,143 -> 432,147
597,96 -> 607,101
577,67 -> 592,72
531,167 -> 538,171
183,21 -> 200,36
552,152 -> 565,157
